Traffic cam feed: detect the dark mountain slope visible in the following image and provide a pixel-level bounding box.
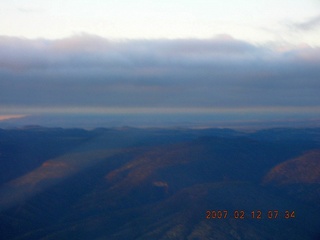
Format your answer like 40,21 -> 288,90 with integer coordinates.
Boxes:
0,127 -> 94,184
0,127 -> 319,240
264,150 -> 320,185
29,182 -> 320,240
263,150 -> 320,205
119,182 -> 319,240
103,136 -> 313,197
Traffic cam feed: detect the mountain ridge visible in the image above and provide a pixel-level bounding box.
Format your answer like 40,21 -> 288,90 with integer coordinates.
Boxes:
0,127 -> 319,239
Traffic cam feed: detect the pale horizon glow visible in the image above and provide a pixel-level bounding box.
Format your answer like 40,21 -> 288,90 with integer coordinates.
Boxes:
1,0 -> 320,46
0,115 -> 27,121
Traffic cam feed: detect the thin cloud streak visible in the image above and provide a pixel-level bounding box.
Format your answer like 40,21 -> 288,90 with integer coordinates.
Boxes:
0,115 -> 27,121
293,14 -> 320,31
1,106 -> 319,115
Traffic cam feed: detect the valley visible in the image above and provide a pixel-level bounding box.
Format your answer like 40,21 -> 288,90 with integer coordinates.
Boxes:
0,127 -> 319,239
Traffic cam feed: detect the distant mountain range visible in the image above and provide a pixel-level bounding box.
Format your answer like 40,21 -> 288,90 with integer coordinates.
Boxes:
0,127 -> 319,239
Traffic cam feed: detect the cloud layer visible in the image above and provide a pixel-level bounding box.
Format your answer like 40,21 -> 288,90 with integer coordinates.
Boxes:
293,14 -> 320,31
0,34 -> 319,116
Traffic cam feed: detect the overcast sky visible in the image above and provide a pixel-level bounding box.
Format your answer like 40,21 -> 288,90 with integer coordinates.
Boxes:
1,0 -> 320,44
0,0 -> 319,124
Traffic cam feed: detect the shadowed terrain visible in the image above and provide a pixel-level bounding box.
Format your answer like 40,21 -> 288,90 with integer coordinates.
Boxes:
0,127 -> 319,239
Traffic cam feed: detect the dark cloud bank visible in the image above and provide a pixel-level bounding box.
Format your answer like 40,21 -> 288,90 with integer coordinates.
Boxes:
0,34 -> 319,127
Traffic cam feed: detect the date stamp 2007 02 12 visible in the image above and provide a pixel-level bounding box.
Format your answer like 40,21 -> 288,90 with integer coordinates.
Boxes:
206,210 -> 295,220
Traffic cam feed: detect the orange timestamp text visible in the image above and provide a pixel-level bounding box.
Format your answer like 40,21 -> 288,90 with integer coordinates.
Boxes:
205,210 -> 295,219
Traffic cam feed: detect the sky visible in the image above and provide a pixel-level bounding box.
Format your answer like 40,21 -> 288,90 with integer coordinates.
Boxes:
0,0 -> 320,127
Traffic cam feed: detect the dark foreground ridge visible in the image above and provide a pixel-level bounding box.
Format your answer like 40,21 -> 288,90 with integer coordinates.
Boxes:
0,127 -> 319,239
